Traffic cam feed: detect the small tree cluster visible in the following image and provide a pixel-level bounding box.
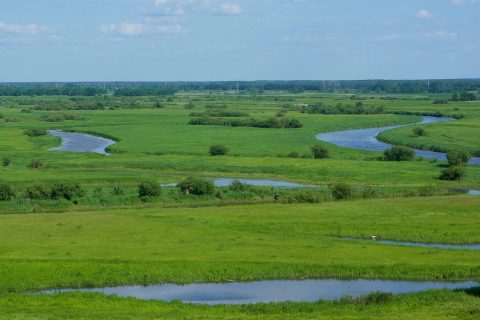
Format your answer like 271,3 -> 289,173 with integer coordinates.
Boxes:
24,128 -> 47,137
383,145 -> 415,161
0,182 -> 15,201
440,150 -> 470,181
138,181 -> 161,198
177,177 -> 215,195
331,182 -> 353,201
412,127 -> 426,137
311,145 -> 329,159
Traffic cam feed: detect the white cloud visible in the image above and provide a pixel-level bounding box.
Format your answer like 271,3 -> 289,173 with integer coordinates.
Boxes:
217,2 -> 242,15
424,31 -> 457,38
416,9 -> 431,19
0,21 -> 45,35
100,22 -> 185,36
101,23 -> 144,36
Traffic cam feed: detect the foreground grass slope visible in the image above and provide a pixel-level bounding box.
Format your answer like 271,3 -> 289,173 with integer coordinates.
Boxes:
1,196 -> 479,295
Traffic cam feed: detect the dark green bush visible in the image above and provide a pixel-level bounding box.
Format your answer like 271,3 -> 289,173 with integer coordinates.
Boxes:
412,127 -> 425,137
25,184 -> 52,200
177,177 -> 215,195
311,144 -> 329,159
331,182 -> 353,200
138,181 -> 161,198
112,186 -> 124,196
51,183 -> 85,200
209,145 -> 228,156
0,112 -> 4,119
287,151 -> 300,158
24,128 -> 47,137
0,182 -> 15,201
432,99 -> 448,104
446,150 -> 470,167
439,166 -> 465,181
28,159 -> 44,169
2,157 -> 11,167
383,145 -> 415,161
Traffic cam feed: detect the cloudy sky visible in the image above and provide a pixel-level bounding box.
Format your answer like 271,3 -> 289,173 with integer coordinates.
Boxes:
0,0 -> 478,81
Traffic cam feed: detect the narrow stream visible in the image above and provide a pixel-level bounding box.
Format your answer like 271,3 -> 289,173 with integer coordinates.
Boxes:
315,117 -> 480,164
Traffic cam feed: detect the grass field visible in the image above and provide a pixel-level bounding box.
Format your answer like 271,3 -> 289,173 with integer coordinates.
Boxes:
0,92 -> 479,319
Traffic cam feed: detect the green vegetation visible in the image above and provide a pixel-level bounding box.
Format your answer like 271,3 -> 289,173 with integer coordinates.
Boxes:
383,145 -> 415,161
0,89 -> 479,319
209,144 -> 229,156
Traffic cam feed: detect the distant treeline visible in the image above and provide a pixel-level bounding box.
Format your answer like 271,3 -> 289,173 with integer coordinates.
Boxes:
0,79 -> 479,96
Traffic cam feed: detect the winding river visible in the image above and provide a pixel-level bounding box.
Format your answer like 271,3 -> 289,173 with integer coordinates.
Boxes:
40,279 -> 478,304
316,116 -> 480,164
48,130 -> 116,156
162,178 -> 317,188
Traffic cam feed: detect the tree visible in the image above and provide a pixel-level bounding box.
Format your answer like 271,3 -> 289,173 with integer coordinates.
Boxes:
138,181 -> 161,198
177,177 -> 215,195
446,150 -> 470,167
383,145 -> 415,161
209,145 -> 228,156
331,182 -> 353,201
439,166 -> 465,181
311,145 -> 329,159
412,127 -> 426,137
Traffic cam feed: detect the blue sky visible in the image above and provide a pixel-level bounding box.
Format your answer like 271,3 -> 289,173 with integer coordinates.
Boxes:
0,0 -> 478,81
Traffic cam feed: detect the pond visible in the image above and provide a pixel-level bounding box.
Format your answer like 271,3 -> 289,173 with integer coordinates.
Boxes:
315,117 -> 480,164
162,178 -> 317,188
48,130 -> 116,156
468,190 -> 480,195
40,279 -> 478,305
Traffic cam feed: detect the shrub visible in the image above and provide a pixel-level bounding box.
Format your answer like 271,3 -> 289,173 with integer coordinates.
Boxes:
412,127 -> 425,137
0,112 -> 4,119
138,181 -> 161,198
184,102 -> 195,109
112,186 -> 124,196
383,145 -> 415,161
2,157 -> 11,167
0,182 -> 15,201
25,184 -> 52,200
331,182 -> 353,200
51,183 -> 85,200
209,145 -> 228,156
177,177 -> 215,195
432,99 -> 448,105
153,101 -> 164,108
287,151 -> 300,158
24,128 -> 47,137
311,145 -> 329,159
439,166 -> 465,181
446,150 -> 470,167
28,159 -> 44,169
288,191 -> 321,203
229,180 -> 249,191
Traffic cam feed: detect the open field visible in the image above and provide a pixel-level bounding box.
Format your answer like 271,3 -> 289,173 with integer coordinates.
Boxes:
1,91 -> 479,318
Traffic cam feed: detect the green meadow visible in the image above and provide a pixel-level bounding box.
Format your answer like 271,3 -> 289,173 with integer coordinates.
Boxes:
0,91 -> 479,319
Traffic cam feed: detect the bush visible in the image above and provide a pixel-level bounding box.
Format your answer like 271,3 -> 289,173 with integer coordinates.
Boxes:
24,128 -> 47,137
446,150 -> 470,167
229,180 -> 250,191
331,182 -> 353,201
28,159 -> 44,169
112,186 -> 124,196
138,181 -> 161,198
432,99 -> 448,105
2,157 -> 11,167
412,127 -> 425,137
25,184 -> 52,200
209,145 -> 228,156
439,166 -> 465,181
177,177 -> 215,195
383,145 -> 415,161
311,145 -> 329,159
0,182 -> 15,201
287,151 -> 300,158
51,183 -> 85,200
0,112 -> 4,119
